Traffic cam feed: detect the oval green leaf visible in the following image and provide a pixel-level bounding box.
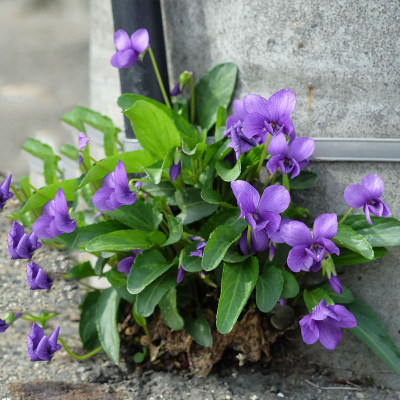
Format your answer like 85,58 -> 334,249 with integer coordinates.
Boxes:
256,266 -> 284,313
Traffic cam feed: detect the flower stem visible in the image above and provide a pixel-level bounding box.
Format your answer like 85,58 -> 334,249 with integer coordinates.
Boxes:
148,47 -> 171,108
247,227 -> 252,254
189,74 -> 195,124
261,170 -> 276,191
80,150 -> 111,172
58,337 -> 102,360
339,207 -> 353,224
9,185 -> 24,203
282,173 -> 290,192
254,134 -> 271,179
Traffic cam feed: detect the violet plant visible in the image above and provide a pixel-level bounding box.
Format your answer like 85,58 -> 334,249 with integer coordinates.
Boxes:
1,27 -> 400,377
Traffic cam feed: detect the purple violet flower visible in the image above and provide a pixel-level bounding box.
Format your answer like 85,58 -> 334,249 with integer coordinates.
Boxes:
343,174 -> 390,225
267,133 -> 315,179
278,298 -> 286,306
8,221 -> 42,260
26,262 -> 54,290
170,82 -> 181,96
190,241 -> 207,258
232,180 -> 290,253
169,161 -> 182,182
0,313 -> 22,333
176,265 -> 186,283
0,175 -> 13,210
78,132 -> 90,163
328,274 -> 343,295
224,99 -> 264,160
242,89 -> 297,143
280,214 -> 340,273
111,28 -> 149,69
27,323 -> 61,362
117,249 -> 142,277
92,160 -> 137,211
299,299 -> 357,350
32,188 -> 76,239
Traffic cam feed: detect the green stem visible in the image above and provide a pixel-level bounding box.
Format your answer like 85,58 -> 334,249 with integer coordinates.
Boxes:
148,47 -> 171,108
247,227 -> 252,254
190,74 -> 195,124
254,134 -> 271,179
58,337 -> 102,360
80,150 -> 111,172
9,185 -> 24,203
339,207 -> 353,224
282,173 -> 290,192
20,316 -> 37,323
261,170 -> 277,191
28,183 -> 51,199
128,178 -> 151,183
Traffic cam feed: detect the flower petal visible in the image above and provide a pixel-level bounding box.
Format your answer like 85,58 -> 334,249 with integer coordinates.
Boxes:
118,257 -> 135,276
111,49 -> 138,69
225,115 -> 241,130
361,174 -> 384,199
266,155 -> 283,175
330,305 -> 357,328
328,275 -> 342,294
299,314 -> 319,345
287,245 -> 314,272
232,99 -> 248,120
268,89 -> 296,117
242,112 -> 267,139
114,160 -> 137,205
243,94 -> 269,115
131,28 -> 149,53
280,221 -> 313,247
317,319 -> 342,350
32,215 -> 61,239
114,29 -> 132,51
231,181 -> 259,214
257,211 -> 281,237
343,184 -> 371,208
251,229 -> 270,252
267,133 -> 287,156
288,137 -> 315,162
92,187 -> 118,211
259,185 -> 290,214
313,213 -> 338,240
318,237 -> 340,256
381,200 -> 391,218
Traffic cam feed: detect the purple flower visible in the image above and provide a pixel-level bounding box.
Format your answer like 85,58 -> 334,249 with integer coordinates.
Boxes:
92,160 -> 137,211
78,132 -> 90,163
117,249 -> 142,277
0,313 -> 22,333
26,262 -> 53,290
267,134 -> 315,179
242,89 -> 297,142
32,188 -> 76,239
27,323 -> 61,362
169,161 -> 181,182
299,299 -> 357,350
8,221 -> 42,260
190,241 -> 207,258
0,175 -> 13,210
176,265 -> 186,283
171,71 -> 193,96
328,274 -> 343,295
343,174 -> 390,225
111,28 -> 149,69
278,298 -> 286,306
170,82 -> 181,96
280,214 -> 340,273
232,180 -> 290,252
225,99 -> 264,160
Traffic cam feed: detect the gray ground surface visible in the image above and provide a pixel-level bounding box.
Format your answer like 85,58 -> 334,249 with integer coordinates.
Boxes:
0,196 -> 399,400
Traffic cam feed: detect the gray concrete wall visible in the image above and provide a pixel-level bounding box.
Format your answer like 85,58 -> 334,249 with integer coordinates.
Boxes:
161,0 -> 400,388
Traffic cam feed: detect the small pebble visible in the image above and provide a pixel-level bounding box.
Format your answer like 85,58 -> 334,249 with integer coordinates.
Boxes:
277,393 -> 285,398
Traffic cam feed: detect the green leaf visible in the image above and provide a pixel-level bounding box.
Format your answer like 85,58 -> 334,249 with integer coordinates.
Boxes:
320,282 -> 354,304
216,257 -> 259,334
198,208 -> 240,239
106,270 -> 127,288
215,106 -> 228,132
202,219 -> 247,271
342,214 -> 399,231
79,291 -> 101,351
22,138 -> 55,160
181,243 -> 203,272
280,270 -> 300,298
135,269 -> 177,317
175,187 -> 218,225
162,214 -> 183,247
10,179 -> 78,218
96,288 -> 120,364
215,158 -> 241,182
332,247 -> 387,267
185,312 -> 213,347
347,299 -> 400,375
124,100 -> 180,160
222,248 -> 251,263
334,224 -> 374,260
105,202 -> 162,233
62,106 -> 119,157
290,171 -> 318,190
256,266 -> 284,313
132,310 -> 147,328
127,249 -> 174,294
60,144 -> 79,161
357,220 -> 400,247
303,288 -> 334,312
115,287 -> 136,304
66,261 -> 96,280
94,255 -> 109,276
80,150 -> 155,188
59,220 -> 126,251
141,182 -> 177,205
43,155 -> 58,185
133,348 -> 147,363
85,230 -> 153,252
195,63 -> 238,130
144,160 -> 163,184
158,288 -> 184,331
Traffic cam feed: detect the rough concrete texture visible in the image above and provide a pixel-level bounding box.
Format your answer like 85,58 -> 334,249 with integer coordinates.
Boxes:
0,0 -> 89,179
161,0 -> 400,388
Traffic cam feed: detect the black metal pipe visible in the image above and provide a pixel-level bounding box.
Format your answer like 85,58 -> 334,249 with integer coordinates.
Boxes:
111,0 -> 170,138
